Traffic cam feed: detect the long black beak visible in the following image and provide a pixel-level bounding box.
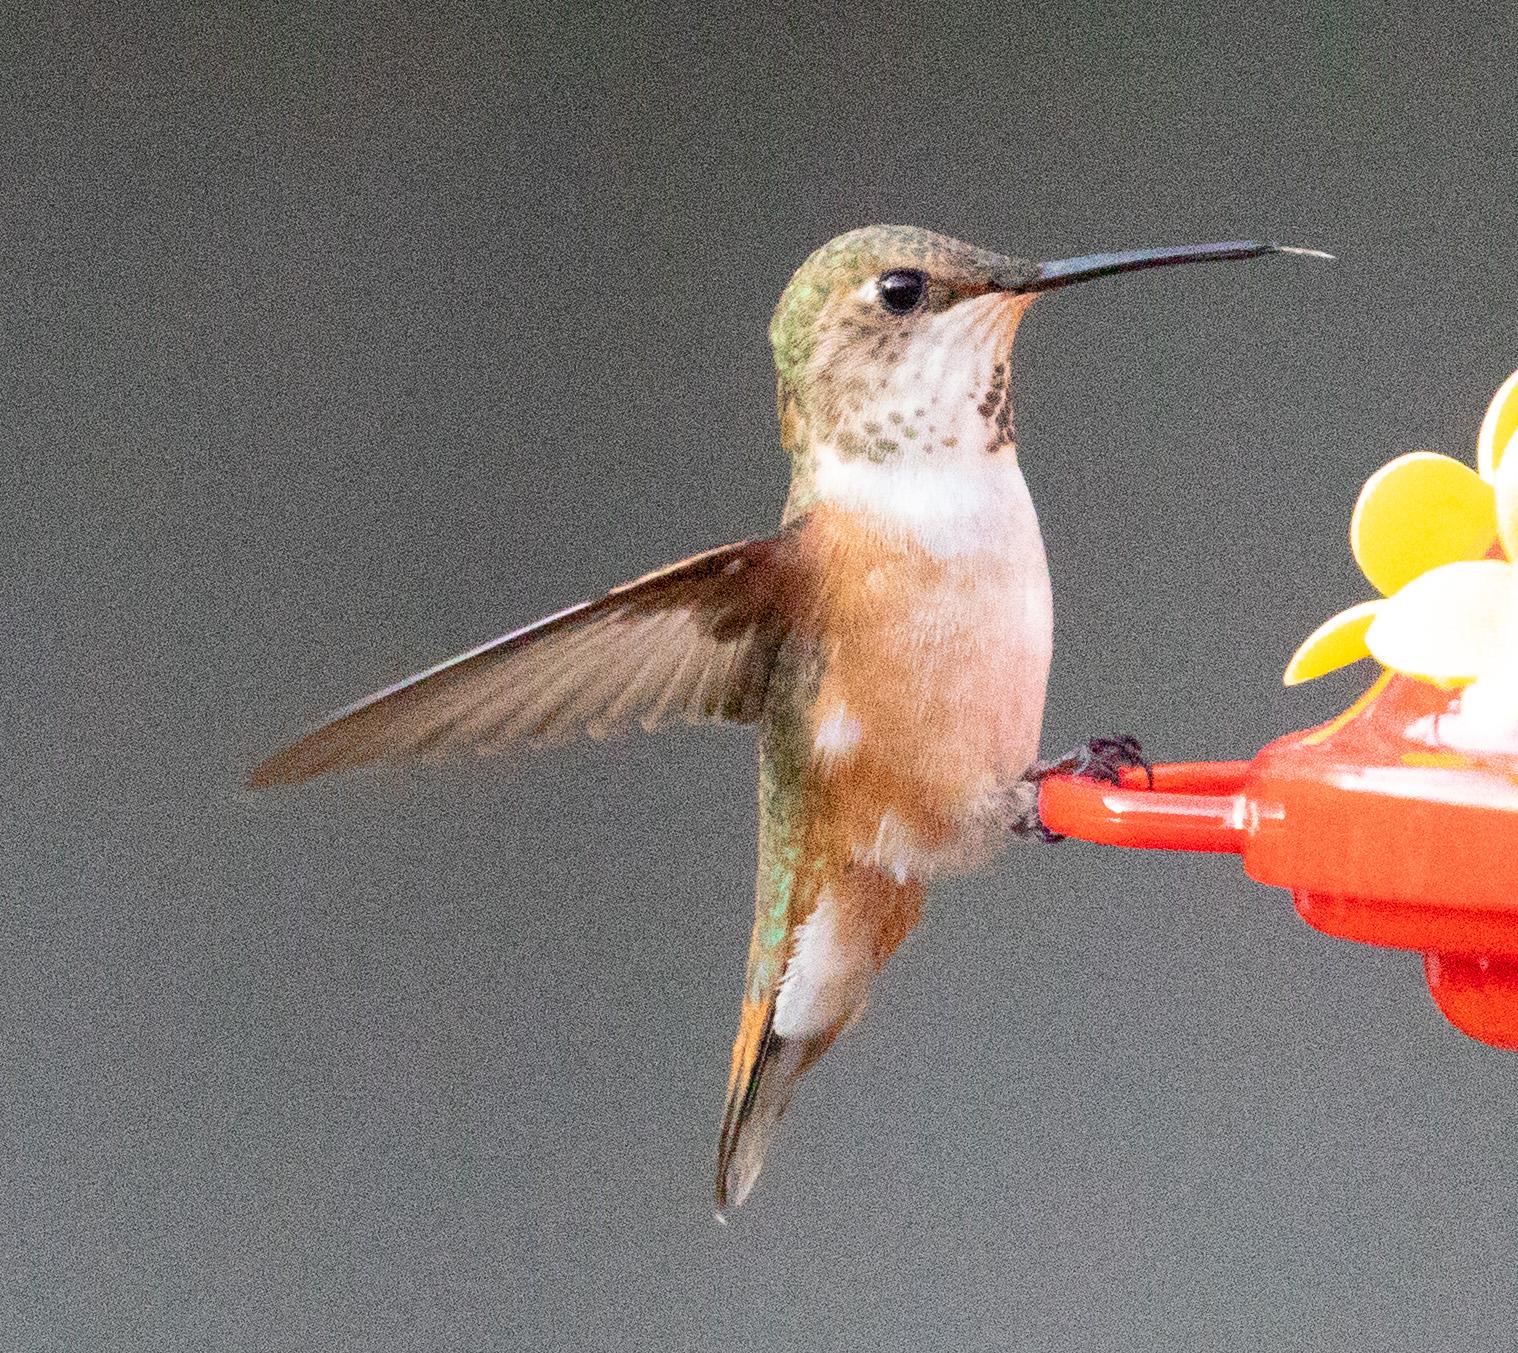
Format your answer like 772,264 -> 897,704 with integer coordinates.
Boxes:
1024,240 -> 1333,293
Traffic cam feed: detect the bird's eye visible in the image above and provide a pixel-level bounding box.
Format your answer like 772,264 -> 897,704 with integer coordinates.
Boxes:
877,268 -> 927,315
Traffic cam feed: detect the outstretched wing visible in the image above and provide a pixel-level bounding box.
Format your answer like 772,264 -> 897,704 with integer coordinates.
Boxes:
249,522 -> 818,788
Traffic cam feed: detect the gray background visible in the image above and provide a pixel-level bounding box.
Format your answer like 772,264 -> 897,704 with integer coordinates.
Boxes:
6,2 -> 1518,1349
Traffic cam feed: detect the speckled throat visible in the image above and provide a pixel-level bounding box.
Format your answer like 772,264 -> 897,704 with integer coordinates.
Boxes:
818,288 -> 1030,461
770,227 -> 1039,476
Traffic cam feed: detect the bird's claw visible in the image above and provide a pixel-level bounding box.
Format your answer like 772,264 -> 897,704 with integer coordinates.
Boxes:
1002,777 -> 1065,843
1029,733 -> 1154,790
1008,734 -> 1154,845
1016,814 -> 1067,845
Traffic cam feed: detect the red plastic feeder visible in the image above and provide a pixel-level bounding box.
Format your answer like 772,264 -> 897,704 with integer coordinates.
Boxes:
1039,674 -> 1518,1050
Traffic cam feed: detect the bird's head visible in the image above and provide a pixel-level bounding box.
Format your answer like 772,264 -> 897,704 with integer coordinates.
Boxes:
770,224 -> 1325,473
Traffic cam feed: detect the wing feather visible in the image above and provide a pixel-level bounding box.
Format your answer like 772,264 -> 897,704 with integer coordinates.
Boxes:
248,524 -> 818,788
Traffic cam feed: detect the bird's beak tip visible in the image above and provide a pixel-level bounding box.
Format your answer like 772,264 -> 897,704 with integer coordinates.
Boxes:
1270,243 -> 1336,262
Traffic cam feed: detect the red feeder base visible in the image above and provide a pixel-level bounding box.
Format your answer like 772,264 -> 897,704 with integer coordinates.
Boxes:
1039,675 -> 1518,1050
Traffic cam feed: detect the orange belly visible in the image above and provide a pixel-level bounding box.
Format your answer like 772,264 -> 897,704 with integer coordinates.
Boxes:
804,504 -> 1053,881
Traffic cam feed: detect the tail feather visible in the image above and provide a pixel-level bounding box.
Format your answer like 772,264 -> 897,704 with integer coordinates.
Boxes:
715,1009 -> 837,1215
713,863 -> 924,1215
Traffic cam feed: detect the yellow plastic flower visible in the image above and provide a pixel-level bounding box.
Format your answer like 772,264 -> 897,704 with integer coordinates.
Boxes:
1285,371 -> 1518,691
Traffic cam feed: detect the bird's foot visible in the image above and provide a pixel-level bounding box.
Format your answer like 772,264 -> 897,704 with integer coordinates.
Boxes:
1006,734 -> 1155,845
1031,733 -> 1154,788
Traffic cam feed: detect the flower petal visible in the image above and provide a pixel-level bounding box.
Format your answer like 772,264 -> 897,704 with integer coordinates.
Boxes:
1445,592 -> 1518,751
1364,559 -> 1516,683
1477,367 -> 1518,483
1350,451 -> 1497,595
1497,442 -> 1518,561
1284,600 -> 1381,685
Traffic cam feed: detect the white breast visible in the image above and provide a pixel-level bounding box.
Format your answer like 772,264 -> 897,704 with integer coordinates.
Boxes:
811,442 -> 1041,561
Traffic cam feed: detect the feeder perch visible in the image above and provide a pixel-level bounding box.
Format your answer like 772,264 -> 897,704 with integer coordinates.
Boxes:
1040,673 -> 1518,1049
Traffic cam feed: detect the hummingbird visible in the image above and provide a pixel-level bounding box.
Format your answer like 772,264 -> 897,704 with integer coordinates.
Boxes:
249,225 -> 1327,1213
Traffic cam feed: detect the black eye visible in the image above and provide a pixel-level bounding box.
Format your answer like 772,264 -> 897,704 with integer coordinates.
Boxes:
877,268 -> 927,315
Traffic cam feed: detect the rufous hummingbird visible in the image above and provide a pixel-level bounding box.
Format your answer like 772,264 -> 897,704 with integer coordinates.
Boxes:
249,226 -> 1327,1213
